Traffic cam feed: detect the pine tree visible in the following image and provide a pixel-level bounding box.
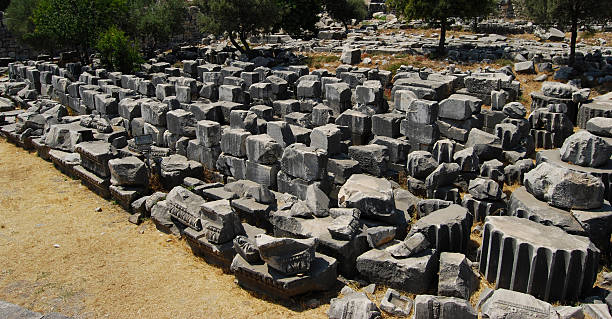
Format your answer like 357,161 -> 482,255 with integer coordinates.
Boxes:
522,0 -> 612,66
387,0 -> 496,55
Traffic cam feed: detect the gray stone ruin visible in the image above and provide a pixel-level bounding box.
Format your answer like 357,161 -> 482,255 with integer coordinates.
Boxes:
479,216 -> 599,302
1,27 -> 612,317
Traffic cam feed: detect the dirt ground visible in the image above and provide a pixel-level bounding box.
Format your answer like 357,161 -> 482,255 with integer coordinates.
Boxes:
0,140 -> 329,319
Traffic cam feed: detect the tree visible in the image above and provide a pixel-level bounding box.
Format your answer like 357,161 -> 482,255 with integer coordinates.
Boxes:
0,0 -> 11,11
324,0 -> 367,31
30,0 -> 130,61
3,0 -> 49,49
196,0 -> 282,55
125,0 -> 187,58
387,0 -> 496,55
522,0 -> 612,66
96,26 -> 143,73
277,0 -> 322,37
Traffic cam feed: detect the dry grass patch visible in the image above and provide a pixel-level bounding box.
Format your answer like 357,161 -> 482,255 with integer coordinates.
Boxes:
502,182 -> 521,199
0,140 -> 329,319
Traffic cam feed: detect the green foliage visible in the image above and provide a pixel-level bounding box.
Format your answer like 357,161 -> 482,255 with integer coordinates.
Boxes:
125,0 -> 187,57
277,0 -> 322,37
196,0 -> 282,54
95,26 -> 143,73
3,0 -> 43,46
522,0 -> 610,26
388,0 -> 495,25
387,0 -> 495,53
383,62 -> 404,77
5,0 -> 186,61
324,0 -> 367,30
522,0 -> 611,64
303,54 -> 339,68
494,58 -> 514,67
29,0 -> 130,57
0,0 -> 10,11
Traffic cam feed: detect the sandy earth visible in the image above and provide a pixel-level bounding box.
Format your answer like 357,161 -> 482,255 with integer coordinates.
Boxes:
0,140 -> 329,318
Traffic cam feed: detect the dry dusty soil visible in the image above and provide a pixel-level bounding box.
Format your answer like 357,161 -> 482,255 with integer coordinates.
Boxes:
0,140 -> 329,318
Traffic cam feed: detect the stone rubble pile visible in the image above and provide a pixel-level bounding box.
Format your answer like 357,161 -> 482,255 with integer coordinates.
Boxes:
1,44 -> 612,318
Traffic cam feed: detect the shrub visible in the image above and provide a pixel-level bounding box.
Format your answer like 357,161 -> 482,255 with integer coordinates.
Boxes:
95,26 -> 143,73
0,0 -> 11,11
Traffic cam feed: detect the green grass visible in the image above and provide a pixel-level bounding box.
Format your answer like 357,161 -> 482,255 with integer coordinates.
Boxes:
581,29 -> 596,39
303,55 -> 340,69
382,62 -> 404,77
494,58 -> 514,67
375,15 -> 387,22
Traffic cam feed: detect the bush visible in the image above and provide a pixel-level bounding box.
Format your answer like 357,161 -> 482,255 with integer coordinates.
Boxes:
3,0 -> 44,48
0,0 -> 11,11
95,26 -> 143,73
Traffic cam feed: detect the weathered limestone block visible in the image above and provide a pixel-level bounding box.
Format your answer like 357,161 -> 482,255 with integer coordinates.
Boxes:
469,178 -> 502,201
380,288 -> 412,317
406,151 -> 438,179
340,48 -> 361,65
325,82 -> 352,116
75,141 -> 113,178
166,109 -> 196,137
356,249 -> 438,293
246,134 -> 283,165
413,295 -> 477,319
537,149 -> 612,204
196,120 -> 221,147
165,186 -> 206,231
335,109 -> 372,145
160,154 -> 202,188
479,216 -> 600,301
220,129 -> 251,158
432,139 -> 455,163
338,174 -> 395,219
310,124 -> 343,156
405,99 -> 438,124
385,232 -> 430,259
407,205 -> 473,253
508,186 -> 585,235
280,143 -> 327,182
479,288 -> 560,318
438,252 -> 479,300
348,144 -> 389,177
372,113 -> 403,138
524,162 -> 604,210
44,123 -> 93,152
439,94 -> 482,121
559,130 -> 612,168
108,156 -> 147,186
254,234 -> 316,275
200,199 -> 245,244
328,292 -> 381,319
141,100 -> 169,126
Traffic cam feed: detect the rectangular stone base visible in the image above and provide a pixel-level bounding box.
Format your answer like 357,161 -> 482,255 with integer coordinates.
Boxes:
73,165 -> 110,198
230,253 -> 338,299
49,150 -> 79,178
184,227 -> 236,269
230,197 -> 273,232
31,137 -> 50,160
109,185 -> 147,210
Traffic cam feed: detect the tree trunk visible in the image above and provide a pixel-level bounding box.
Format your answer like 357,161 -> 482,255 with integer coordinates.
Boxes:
569,14 -> 578,66
438,18 -> 447,56
228,32 -> 246,54
239,31 -> 251,56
